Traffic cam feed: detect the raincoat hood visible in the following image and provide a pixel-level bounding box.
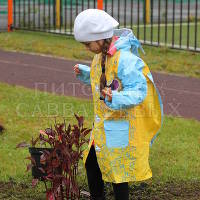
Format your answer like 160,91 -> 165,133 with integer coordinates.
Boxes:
108,28 -> 145,57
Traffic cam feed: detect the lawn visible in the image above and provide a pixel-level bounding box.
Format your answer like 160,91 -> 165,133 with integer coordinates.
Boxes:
0,29 -> 199,199
0,30 -> 200,78
0,82 -> 200,199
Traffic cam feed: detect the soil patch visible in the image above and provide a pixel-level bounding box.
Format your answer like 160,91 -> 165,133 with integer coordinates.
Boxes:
106,181 -> 200,200
0,181 -> 199,199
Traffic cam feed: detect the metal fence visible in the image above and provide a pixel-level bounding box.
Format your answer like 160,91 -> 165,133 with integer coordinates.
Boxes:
0,0 -> 8,31
13,0 -> 200,52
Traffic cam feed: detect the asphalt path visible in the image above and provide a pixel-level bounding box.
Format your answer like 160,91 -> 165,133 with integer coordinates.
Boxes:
0,49 -> 199,121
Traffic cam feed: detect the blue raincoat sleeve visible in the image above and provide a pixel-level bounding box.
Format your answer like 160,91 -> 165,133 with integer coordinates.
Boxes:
105,51 -> 147,110
77,64 -> 91,85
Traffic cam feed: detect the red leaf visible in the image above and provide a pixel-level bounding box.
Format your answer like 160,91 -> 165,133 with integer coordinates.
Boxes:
78,150 -> 84,158
39,130 -> 48,136
38,167 -> 45,173
26,164 -> 32,172
74,114 -> 84,127
71,180 -> 79,196
16,142 -> 30,148
62,177 -> 69,186
46,167 -> 53,174
82,129 -> 92,137
63,148 -> 71,159
56,123 -> 65,134
54,174 -> 64,179
43,150 -> 51,156
78,116 -> 84,127
74,114 -> 79,121
45,174 -> 53,181
57,185 -> 61,194
66,124 -> 71,135
81,128 -> 87,133
32,179 -> 39,187
52,159 -> 60,168
39,135 -> 52,146
58,135 -> 62,142
79,141 -> 86,147
31,137 -> 39,147
46,190 -> 55,200
25,156 -> 36,165
40,154 -> 46,164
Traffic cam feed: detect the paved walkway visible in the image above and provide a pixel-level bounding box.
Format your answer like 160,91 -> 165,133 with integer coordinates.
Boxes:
0,49 -> 199,121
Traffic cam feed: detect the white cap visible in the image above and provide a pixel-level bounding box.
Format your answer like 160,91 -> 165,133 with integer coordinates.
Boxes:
74,9 -> 119,42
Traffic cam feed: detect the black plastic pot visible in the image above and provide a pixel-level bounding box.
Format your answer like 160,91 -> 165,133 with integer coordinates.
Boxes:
29,147 -> 52,180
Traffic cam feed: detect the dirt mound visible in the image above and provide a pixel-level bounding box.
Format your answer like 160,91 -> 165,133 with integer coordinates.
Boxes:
0,181 -> 199,200
107,181 -> 200,200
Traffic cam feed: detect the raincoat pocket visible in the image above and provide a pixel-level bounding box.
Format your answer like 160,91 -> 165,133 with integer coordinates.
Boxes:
104,120 -> 129,148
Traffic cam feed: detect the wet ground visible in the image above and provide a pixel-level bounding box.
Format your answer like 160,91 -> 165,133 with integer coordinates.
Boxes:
0,180 -> 200,200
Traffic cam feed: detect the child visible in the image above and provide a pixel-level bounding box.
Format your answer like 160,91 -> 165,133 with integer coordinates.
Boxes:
73,9 -> 163,200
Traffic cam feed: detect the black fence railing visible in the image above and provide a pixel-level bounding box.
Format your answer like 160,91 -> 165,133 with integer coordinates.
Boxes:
0,0 -> 8,31
13,0 -> 200,52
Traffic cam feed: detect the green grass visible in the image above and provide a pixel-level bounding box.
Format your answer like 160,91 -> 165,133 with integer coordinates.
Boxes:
0,82 -> 199,199
0,82 -> 200,183
150,116 -> 200,183
0,82 -> 93,182
0,30 -> 199,78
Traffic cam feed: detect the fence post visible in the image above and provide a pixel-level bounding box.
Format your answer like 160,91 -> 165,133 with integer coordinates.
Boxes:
8,0 -> 13,31
145,0 -> 150,24
56,0 -> 61,28
97,0 -> 103,10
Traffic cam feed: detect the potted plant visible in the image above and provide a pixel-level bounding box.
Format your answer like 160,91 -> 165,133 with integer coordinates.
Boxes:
17,114 -> 91,200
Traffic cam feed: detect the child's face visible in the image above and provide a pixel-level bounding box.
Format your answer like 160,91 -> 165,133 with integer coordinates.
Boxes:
83,40 -> 104,54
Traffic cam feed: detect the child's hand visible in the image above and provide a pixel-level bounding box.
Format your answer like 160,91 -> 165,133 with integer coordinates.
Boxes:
74,64 -> 81,75
102,87 -> 112,102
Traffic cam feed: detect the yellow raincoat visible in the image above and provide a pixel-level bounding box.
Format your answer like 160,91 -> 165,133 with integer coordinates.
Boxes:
77,29 -> 163,183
